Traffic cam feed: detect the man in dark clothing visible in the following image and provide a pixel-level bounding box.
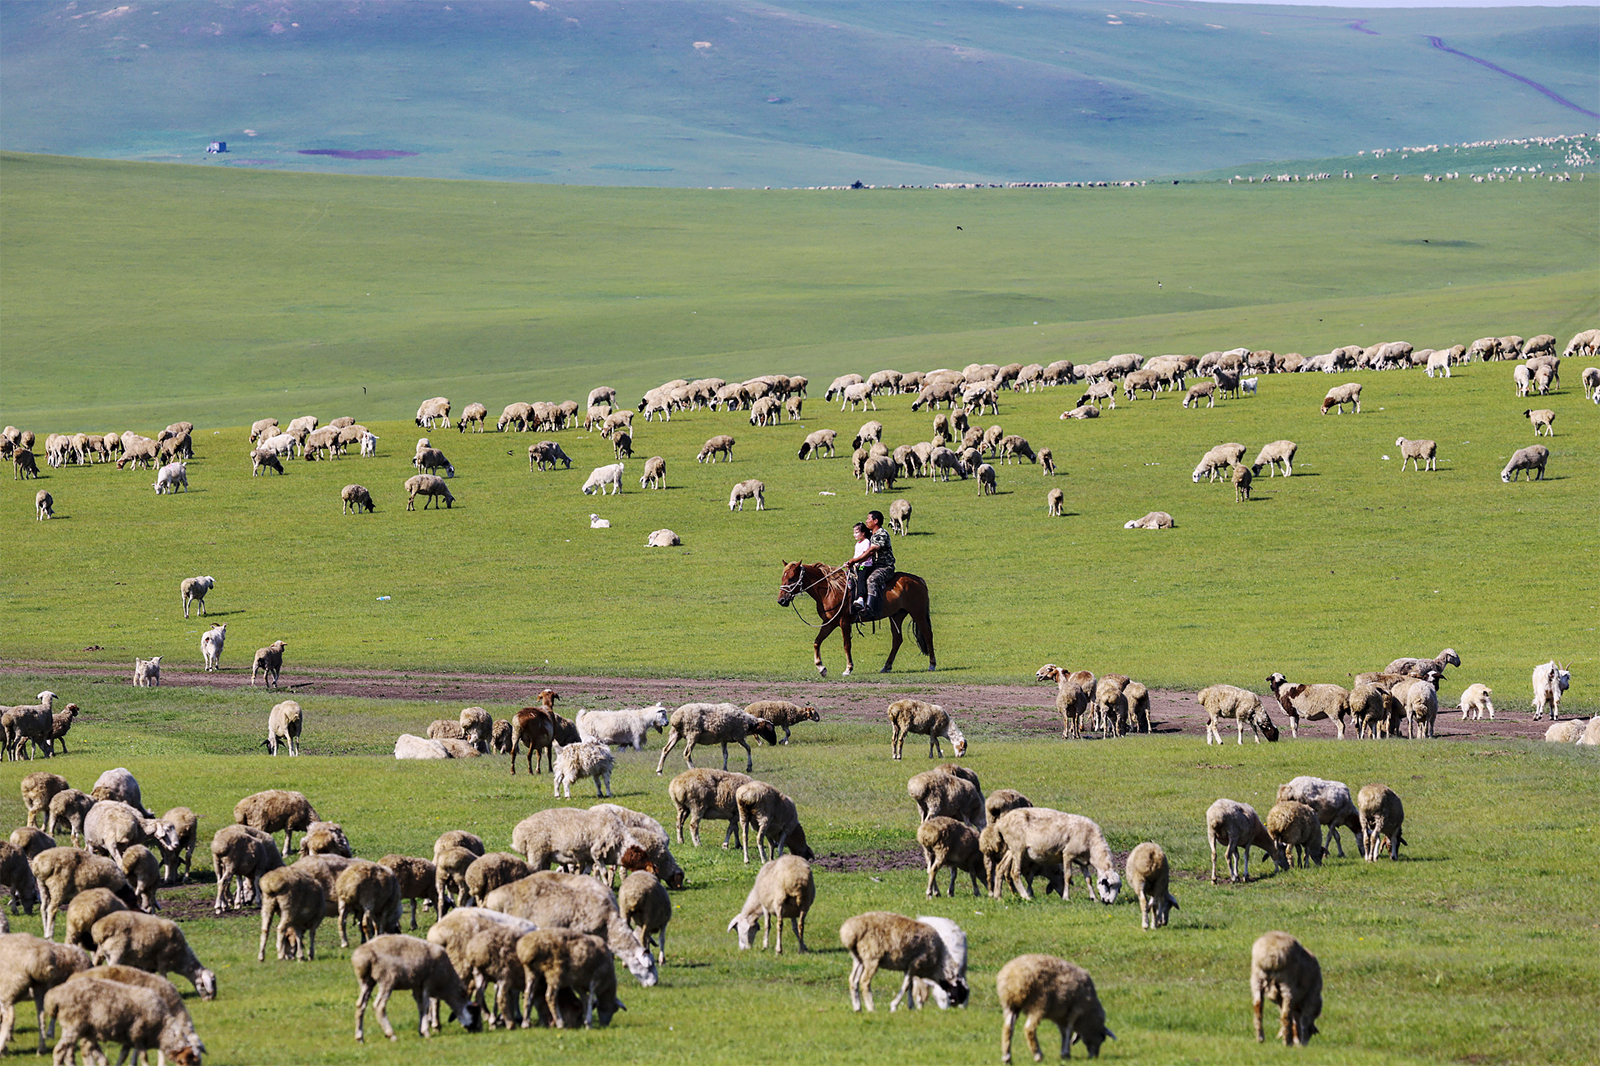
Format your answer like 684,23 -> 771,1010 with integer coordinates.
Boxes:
848,510 -> 896,621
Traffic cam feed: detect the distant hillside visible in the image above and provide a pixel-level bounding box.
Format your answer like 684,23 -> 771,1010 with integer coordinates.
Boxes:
1175,132 -> 1598,181
1,0 -> 1595,185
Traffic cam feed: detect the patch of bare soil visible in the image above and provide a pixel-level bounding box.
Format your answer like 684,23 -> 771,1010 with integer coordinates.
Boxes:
0,660 -> 1562,742
812,846 -> 926,874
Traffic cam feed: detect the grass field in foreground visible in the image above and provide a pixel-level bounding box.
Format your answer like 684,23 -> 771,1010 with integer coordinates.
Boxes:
0,680 -> 1595,1066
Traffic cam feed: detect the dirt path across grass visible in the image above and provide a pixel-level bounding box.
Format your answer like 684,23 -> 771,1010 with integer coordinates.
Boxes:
0,659 -> 1558,743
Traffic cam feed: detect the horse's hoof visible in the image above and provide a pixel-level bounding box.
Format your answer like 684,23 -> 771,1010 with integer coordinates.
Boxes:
880,666 -> 892,674
818,667 -> 827,678
928,664 -> 936,672
842,667 -> 852,677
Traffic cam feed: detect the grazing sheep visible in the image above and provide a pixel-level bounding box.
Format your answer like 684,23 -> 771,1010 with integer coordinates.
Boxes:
89,768 -> 149,815
12,449 -> 39,479
655,702 -> 777,774
265,699 -> 304,756
697,435 -> 736,463
551,741 -> 616,799
47,790 -> 95,846
512,808 -> 633,881
20,771 -> 69,830
576,462 -> 623,496
729,854 -> 814,954
1395,436 -> 1437,472
2,934 -> 95,1053
632,454 -> 667,491
840,912 -> 968,1012
1501,444 -> 1549,482
210,825 -> 283,914
35,489 -> 53,521
886,699 -> 967,759
375,856 -> 437,931
415,397 -> 452,430
669,768 -> 753,848
1198,684 -> 1278,744
10,828 -> 54,862
1320,382 -> 1362,414
234,789 -> 318,854
464,854 -> 533,907
1275,776 -> 1363,857
1251,932 -> 1322,1046
334,861 -> 403,948
1124,843 -> 1177,930
797,429 -> 837,460
0,842 -> 39,916
132,657 -> 161,689
90,910 -> 216,999
83,801 -> 180,866
1191,442 -> 1247,483
1523,408 -> 1556,437
405,473 -> 455,509
64,888 -> 126,951
1046,487 -> 1065,517
729,478 -> 765,511
251,447 -> 286,475
425,909 -> 535,1027
352,933 -> 480,1042
975,463 -> 998,496
1182,381 -> 1216,408
1232,463 -> 1253,501
337,483 -> 376,514
908,767 -> 985,827
918,817 -> 985,898
1585,364 -> 1600,399
1356,784 -> 1405,861
160,807 -> 198,883
514,928 -> 616,1029
200,623 -> 226,672
1395,677 -> 1439,739
992,808 -> 1121,904
1531,660 -> 1571,719
744,700 -> 820,744
618,871 -> 672,964
42,972 -> 202,1066
118,845 -> 161,914
736,781 -> 813,864
1251,440 -> 1296,477
1206,799 -> 1286,883
300,821 -> 353,859
1579,718 -> 1600,746
997,954 -> 1113,1063
258,864 -> 327,962
1265,674 -> 1351,739
1265,801 -> 1325,869
251,640 -> 287,689
481,870 -> 658,988
1457,683 -> 1495,720
151,461 -> 188,494
591,804 -> 685,889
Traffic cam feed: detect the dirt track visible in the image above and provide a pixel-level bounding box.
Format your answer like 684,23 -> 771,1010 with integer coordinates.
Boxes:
0,660 -> 1560,743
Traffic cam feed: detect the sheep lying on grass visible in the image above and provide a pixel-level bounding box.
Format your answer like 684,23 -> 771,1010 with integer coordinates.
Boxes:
886,699 -> 967,759
1251,932 -> 1322,1046
234,789 -> 318,855
840,912 -> 968,1013
729,855 -> 814,954
997,954 -> 1113,1063
1123,510 -> 1173,529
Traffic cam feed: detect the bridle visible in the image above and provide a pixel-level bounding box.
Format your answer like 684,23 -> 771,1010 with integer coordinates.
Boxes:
780,563 -> 849,628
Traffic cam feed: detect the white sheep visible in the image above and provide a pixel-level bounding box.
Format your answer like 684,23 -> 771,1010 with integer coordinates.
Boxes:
1395,436 -> 1437,472
1251,931 -> 1322,1046
1124,842 -> 1177,930
394,734 -> 452,759
839,911 -> 968,1012
991,808 -> 1121,905
1198,684 -> 1279,744
581,462 -> 624,495
639,455 -> 667,489
552,741 -> 615,799
1501,444 -> 1549,482
885,699 -> 967,759
133,657 -> 162,688
1457,683 -> 1495,720
1531,660 -> 1571,719
200,623 -> 226,672
729,478 -> 765,511
1123,511 -> 1173,530
414,397 -> 452,429
996,954 -> 1113,1063
1251,440 -> 1296,477
151,461 -> 188,494
576,703 -> 669,751
1191,442 -> 1247,483
1206,798 -> 1285,883
728,854 -> 814,954
267,700 -> 303,756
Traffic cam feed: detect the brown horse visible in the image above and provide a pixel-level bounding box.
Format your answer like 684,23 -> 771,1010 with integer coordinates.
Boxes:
777,561 -> 936,677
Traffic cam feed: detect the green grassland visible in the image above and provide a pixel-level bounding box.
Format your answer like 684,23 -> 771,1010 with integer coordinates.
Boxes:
1,153 -> 1597,706
0,684 -> 1596,1065
2,2 -> 1595,184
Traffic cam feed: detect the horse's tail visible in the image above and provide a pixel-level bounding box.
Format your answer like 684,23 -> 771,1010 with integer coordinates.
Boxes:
912,612 -> 933,657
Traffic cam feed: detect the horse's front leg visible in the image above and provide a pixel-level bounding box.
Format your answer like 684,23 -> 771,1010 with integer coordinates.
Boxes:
882,612 -> 905,673
840,619 -> 854,677
814,621 -> 836,678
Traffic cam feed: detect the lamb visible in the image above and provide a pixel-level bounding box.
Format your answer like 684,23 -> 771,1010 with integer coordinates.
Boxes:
1266,800 -> 1325,869
669,768 -> 754,847
839,911 -> 968,1012
697,435 -> 736,463
514,928 -> 616,1029
655,702 -> 777,774
210,824 -> 283,913
90,910 -> 216,999
234,788 -> 318,854
35,490 -> 53,520
1265,673 -> 1351,739
465,854 -> 533,904
0,933 -> 93,1053
47,790 -> 95,845
300,821 -> 353,858
886,699 -> 967,759
1191,442 -> 1247,483
201,623 -> 226,671
117,845 -> 162,914
1206,799 -> 1286,883
160,807 -> 199,883
336,482 -> 376,515
1182,381 -> 1216,408
744,700 -> 820,744
352,934 -> 480,1041
996,954 -> 1113,1063
1251,439 -> 1296,477
1355,783 -> 1405,861
618,871 -> 672,964
1123,510 -> 1174,529
64,888 -> 126,950
736,781 -> 814,864
1501,444 -> 1549,482
251,640 -> 287,689
1275,776 -> 1363,857
1198,684 -> 1279,745
0,842 -> 39,915
729,854 -> 814,954
406,473 -> 455,509
1124,842 -> 1177,930
150,460 -> 189,494
1394,436 -> 1437,473
1532,660 -> 1571,719
991,808 -> 1121,904
1385,648 -> 1461,680
20,770 -> 69,829
917,817 -> 985,898
1250,931 -> 1322,1046
551,740 -> 615,798
83,800 -> 180,865
1320,382 -> 1362,414
729,478 -> 766,511
132,655 -> 162,689
481,870 -> 658,987
907,767 -> 985,827
527,440 -> 572,471
1457,682 -> 1495,720
1523,408 -> 1556,437
258,864 -> 327,961
265,699 -> 304,756
1039,447 -> 1055,476
512,808 -> 633,879
797,429 -> 836,460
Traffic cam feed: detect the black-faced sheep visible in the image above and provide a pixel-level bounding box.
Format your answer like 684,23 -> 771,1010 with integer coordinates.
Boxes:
996,954 -> 1112,1063
405,473 -> 455,509
341,484 -> 375,513
1265,673 -> 1351,739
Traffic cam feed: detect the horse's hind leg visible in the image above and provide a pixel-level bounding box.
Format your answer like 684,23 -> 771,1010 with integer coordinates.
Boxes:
881,613 -> 905,672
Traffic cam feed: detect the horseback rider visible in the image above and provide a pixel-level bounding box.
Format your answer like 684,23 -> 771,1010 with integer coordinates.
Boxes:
847,509 -> 896,621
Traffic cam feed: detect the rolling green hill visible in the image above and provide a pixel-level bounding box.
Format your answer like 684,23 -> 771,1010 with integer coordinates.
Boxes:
1,1 -> 1595,186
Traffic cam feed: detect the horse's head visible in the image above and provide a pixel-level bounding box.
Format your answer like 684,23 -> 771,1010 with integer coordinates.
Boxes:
777,560 -> 804,606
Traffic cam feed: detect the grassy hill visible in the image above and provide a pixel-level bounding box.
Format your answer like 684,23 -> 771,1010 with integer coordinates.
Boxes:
1,1 -> 1595,185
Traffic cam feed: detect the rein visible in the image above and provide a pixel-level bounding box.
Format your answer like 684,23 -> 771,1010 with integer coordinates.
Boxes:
784,564 -> 849,629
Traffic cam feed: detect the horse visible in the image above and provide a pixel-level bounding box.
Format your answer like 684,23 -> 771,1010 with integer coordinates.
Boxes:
777,561 -> 936,677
